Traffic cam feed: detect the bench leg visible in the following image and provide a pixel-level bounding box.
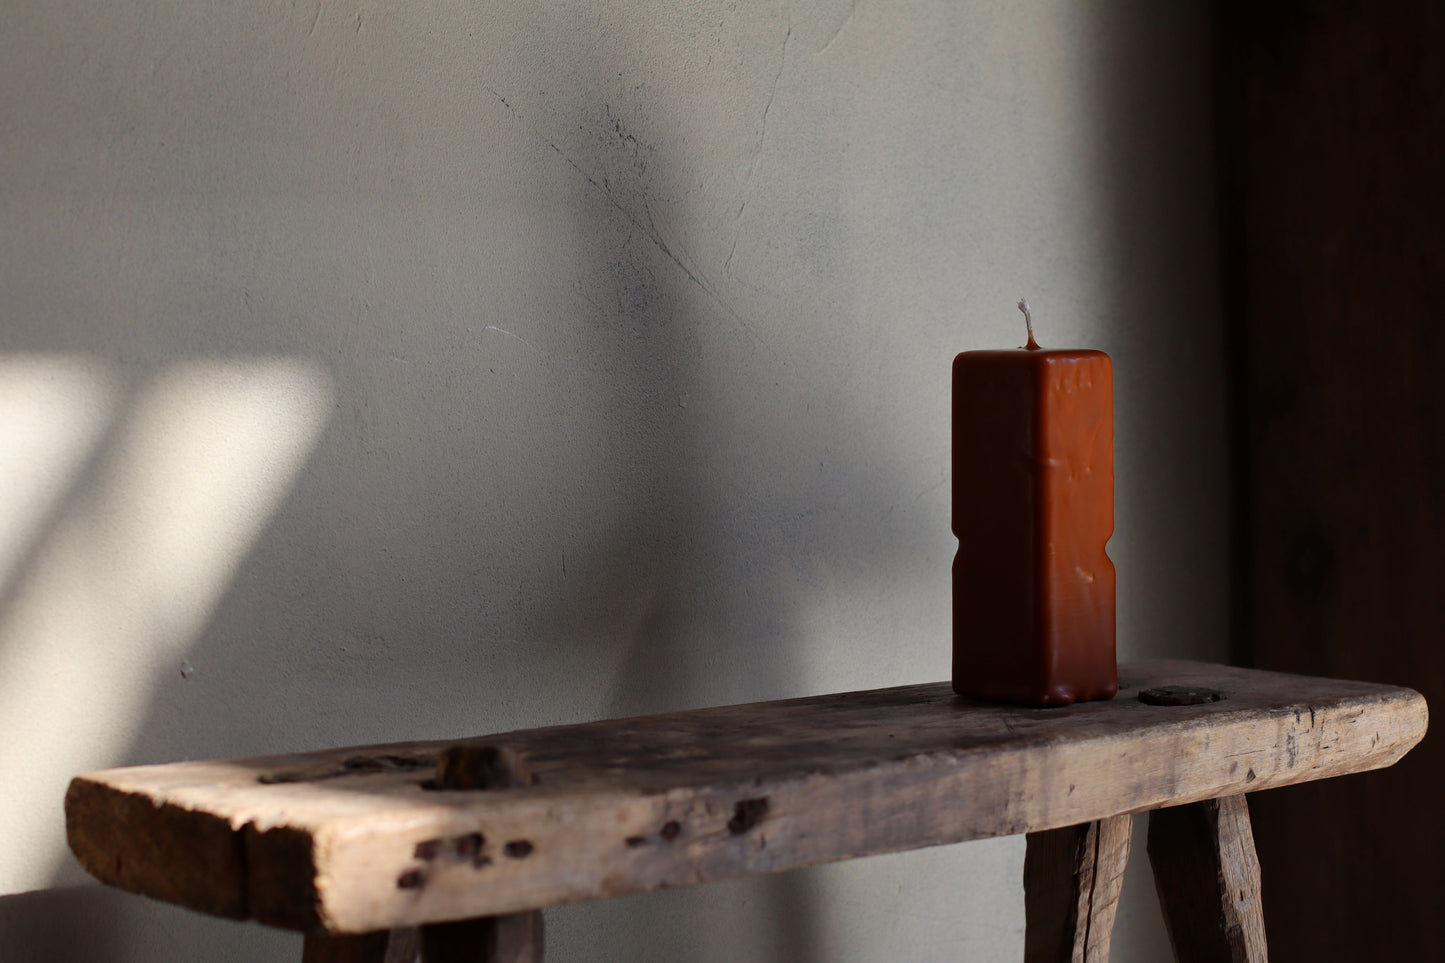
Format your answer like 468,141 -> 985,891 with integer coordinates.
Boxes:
420,910 -> 544,963
1024,814 -> 1133,962
301,912 -> 542,963
301,928 -> 419,963
1147,794 -> 1267,963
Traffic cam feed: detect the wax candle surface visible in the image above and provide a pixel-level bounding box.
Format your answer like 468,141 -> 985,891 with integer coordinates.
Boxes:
951,334 -> 1116,706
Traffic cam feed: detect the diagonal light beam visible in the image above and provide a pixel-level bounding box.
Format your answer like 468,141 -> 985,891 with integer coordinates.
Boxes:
0,358 -> 332,894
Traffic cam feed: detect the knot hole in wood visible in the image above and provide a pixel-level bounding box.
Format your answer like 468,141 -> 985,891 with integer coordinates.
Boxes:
429,745 -> 534,791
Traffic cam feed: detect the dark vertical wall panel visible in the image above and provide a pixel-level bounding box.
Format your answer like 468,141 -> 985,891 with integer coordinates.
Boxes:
1219,2 -> 1445,958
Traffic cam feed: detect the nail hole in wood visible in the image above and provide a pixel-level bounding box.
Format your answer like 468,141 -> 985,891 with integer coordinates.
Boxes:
1138,686 -> 1225,706
453,832 -> 484,861
728,798 -> 769,835
414,839 -> 441,861
660,821 -> 681,841
504,840 -> 534,859
430,745 -> 533,790
396,869 -> 425,890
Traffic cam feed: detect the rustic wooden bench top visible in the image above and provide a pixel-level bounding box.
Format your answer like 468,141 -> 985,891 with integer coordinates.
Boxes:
66,660 -> 1426,938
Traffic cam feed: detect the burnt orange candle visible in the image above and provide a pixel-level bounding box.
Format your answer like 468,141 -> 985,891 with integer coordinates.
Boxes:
951,301 -> 1116,706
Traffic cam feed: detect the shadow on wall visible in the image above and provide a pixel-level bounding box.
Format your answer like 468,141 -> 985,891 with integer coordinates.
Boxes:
474,51 -> 827,962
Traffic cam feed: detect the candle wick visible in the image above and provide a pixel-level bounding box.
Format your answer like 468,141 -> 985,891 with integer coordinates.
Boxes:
1018,298 -> 1040,350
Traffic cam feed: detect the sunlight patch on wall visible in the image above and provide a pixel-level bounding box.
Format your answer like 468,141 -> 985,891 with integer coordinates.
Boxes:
0,357 -> 119,594
0,358 -> 332,894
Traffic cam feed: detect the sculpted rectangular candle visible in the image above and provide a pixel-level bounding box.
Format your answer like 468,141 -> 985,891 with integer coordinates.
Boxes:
952,302 -> 1116,706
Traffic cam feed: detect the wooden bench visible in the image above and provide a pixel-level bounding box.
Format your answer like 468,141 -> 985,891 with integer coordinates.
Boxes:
65,660 -> 1427,961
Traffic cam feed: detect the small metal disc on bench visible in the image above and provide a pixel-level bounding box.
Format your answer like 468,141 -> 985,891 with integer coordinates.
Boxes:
1138,685 -> 1225,706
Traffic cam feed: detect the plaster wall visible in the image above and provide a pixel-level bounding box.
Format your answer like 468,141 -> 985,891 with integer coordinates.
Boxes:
0,1 -> 1227,959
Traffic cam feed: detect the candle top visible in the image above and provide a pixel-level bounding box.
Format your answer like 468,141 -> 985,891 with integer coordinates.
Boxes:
953,300 -> 1108,366
1018,298 -> 1040,350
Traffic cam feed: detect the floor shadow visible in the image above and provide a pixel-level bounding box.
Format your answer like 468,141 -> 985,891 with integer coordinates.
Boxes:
0,886 -> 292,963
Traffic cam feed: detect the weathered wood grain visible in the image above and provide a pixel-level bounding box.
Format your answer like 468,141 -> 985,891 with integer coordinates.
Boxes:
1148,795 -> 1267,962
1023,815 -> 1132,962
65,661 -> 1425,934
